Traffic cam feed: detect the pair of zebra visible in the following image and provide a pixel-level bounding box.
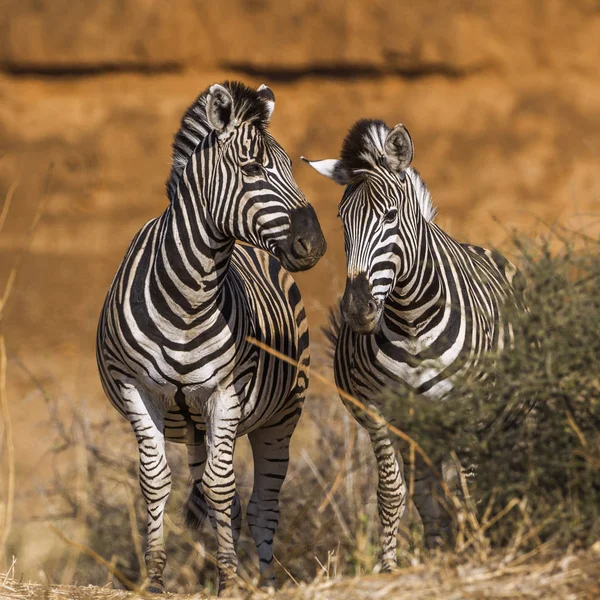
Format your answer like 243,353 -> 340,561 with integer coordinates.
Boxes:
96,81 -> 525,592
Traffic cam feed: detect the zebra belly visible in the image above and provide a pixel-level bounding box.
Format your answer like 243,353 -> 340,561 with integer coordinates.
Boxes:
162,358 -> 300,443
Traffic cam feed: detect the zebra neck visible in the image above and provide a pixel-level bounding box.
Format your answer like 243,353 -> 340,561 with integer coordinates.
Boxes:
153,198 -> 235,314
385,225 -> 448,337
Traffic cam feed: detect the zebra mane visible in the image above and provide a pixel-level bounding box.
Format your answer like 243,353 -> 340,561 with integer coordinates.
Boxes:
406,168 -> 437,222
340,119 -> 437,222
166,81 -> 272,201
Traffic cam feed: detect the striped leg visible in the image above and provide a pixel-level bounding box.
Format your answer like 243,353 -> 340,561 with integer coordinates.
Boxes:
185,441 -> 242,550
247,408 -> 300,588
370,426 -> 406,572
202,395 -> 240,593
122,384 -> 172,593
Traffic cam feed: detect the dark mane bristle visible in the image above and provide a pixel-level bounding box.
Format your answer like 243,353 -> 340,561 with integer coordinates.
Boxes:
338,118 -> 437,222
166,81 -> 272,201
339,118 -> 390,175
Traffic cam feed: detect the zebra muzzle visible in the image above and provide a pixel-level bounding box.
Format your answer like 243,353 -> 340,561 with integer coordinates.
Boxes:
274,206 -> 327,272
340,273 -> 381,334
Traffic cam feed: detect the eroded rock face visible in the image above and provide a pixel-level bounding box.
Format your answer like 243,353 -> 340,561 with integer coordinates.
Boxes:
2,1 -> 600,75
2,68 -> 600,355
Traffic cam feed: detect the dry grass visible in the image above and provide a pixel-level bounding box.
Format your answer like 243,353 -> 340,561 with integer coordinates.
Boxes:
1,168 -> 53,565
1,545 -> 599,599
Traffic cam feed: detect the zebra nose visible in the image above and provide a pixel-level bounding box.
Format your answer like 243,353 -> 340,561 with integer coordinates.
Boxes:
341,273 -> 380,334
286,205 -> 327,265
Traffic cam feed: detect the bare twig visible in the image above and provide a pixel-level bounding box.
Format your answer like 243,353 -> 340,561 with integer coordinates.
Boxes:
0,335 -> 14,567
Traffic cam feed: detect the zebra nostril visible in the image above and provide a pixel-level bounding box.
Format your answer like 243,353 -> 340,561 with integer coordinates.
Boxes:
293,236 -> 310,258
367,299 -> 377,316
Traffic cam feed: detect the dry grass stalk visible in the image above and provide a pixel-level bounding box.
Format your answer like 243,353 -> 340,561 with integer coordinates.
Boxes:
0,336 -> 14,568
317,426 -> 356,514
0,182 -> 18,238
124,487 -> 146,582
0,166 -> 52,319
301,450 -> 354,543
0,178 -> 19,567
50,526 -> 139,592
60,430 -> 91,585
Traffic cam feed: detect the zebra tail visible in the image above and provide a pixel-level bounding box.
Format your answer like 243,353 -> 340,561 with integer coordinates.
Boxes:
183,484 -> 208,530
322,304 -> 342,359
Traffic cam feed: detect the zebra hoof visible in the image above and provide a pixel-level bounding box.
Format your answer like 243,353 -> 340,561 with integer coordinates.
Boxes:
374,558 -> 398,574
258,580 -> 276,593
217,576 -> 239,597
147,582 -> 165,594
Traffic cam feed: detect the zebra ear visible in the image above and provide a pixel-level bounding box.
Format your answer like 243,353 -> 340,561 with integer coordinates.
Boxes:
384,124 -> 413,172
257,84 -> 275,122
301,157 -> 351,185
206,84 -> 235,133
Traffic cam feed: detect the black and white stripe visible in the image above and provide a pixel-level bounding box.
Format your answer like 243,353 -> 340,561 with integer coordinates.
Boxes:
305,119 -> 526,566
97,81 -> 325,592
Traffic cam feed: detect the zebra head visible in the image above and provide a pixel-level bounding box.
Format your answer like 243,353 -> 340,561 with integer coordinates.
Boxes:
168,81 -> 326,272
304,119 -> 436,334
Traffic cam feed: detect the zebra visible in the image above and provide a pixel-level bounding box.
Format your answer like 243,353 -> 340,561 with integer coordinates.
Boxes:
304,119 -> 526,569
96,81 -> 326,593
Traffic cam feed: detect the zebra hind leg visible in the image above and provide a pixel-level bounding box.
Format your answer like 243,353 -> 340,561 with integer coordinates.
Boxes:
247,405 -> 302,589
411,460 -> 455,550
121,384 -> 172,593
370,425 -> 407,572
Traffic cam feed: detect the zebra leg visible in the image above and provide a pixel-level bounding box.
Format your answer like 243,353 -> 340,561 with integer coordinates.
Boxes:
247,410 -> 300,588
202,396 -> 240,593
122,384 -> 172,593
411,462 -> 454,550
370,426 -> 406,572
185,442 -> 243,550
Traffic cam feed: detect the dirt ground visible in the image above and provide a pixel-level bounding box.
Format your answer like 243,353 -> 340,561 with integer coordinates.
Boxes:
1,0 -> 600,591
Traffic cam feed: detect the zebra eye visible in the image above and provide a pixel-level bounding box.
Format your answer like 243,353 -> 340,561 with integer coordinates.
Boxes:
242,162 -> 264,177
383,208 -> 398,223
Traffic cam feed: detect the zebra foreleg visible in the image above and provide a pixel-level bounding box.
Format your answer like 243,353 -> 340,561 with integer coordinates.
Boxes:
247,410 -> 300,588
202,394 -> 241,593
185,443 -> 242,550
370,425 -> 406,572
122,384 -> 172,593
